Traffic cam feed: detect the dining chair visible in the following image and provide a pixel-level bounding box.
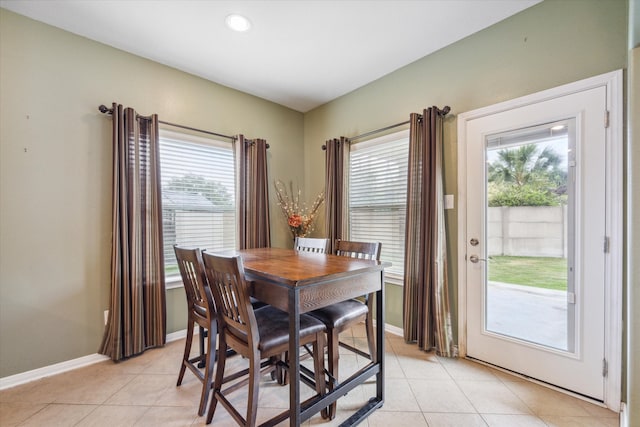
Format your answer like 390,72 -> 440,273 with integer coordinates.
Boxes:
294,236 -> 329,253
173,246 -> 217,416
202,252 -> 327,427
307,239 -> 382,419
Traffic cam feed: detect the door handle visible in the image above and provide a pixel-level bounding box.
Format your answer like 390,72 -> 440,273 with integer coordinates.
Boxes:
469,255 -> 486,263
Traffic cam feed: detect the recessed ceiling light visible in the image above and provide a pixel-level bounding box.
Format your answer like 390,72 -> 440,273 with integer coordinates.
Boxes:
225,14 -> 251,32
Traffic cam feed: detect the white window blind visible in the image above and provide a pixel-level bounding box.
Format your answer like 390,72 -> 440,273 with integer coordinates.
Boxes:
159,130 -> 236,281
349,130 -> 409,281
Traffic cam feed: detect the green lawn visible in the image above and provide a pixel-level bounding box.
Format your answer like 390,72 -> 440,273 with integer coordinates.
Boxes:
488,256 -> 567,291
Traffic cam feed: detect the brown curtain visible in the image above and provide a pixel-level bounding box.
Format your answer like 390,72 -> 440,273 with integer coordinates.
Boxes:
237,135 -> 271,249
99,103 -> 166,361
403,107 -> 455,357
324,137 -> 349,254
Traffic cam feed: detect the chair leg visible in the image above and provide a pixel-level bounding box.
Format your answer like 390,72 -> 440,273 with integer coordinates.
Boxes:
270,353 -> 287,385
313,333 -> 329,420
198,321 -> 217,416
280,352 -> 289,385
198,326 -> 207,368
246,351 -> 261,427
326,329 -> 340,420
206,338 -> 227,425
365,312 -> 376,363
177,320 -> 194,386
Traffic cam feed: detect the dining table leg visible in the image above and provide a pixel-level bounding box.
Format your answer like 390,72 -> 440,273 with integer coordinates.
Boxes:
288,287 -> 301,426
376,270 -> 385,405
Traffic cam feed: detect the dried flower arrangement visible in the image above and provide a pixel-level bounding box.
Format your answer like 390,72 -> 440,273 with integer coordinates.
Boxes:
274,180 -> 325,238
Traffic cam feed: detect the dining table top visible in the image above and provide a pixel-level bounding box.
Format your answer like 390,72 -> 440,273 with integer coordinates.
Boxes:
218,247 -> 390,287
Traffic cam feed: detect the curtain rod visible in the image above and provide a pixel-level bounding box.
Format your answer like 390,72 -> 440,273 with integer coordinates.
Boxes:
321,106 -> 450,150
99,104 -> 257,145
321,120 -> 408,150
350,119 -> 410,142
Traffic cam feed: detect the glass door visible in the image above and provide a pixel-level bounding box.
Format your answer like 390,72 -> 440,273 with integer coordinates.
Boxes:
484,120 -> 575,352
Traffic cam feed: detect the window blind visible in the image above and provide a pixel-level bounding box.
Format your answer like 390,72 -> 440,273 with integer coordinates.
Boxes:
349,130 -> 409,281
159,130 -> 236,280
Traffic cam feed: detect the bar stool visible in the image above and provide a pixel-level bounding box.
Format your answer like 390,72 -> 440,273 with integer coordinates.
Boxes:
173,246 -> 217,416
307,239 -> 382,419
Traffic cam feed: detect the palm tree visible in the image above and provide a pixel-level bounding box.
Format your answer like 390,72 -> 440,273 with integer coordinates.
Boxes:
487,143 -> 567,207
488,144 -> 564,188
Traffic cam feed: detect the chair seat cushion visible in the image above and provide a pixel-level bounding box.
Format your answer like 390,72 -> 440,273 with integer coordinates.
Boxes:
308,299 -> 368,329
250,297 -> 268,310
255,306 -> 326,353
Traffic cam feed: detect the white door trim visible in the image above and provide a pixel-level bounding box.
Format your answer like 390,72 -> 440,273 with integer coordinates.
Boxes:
456,70 -> 623,411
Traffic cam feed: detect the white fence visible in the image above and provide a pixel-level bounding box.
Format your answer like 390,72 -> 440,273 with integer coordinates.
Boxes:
488,206 -> 567,258
163,209 -> 235,268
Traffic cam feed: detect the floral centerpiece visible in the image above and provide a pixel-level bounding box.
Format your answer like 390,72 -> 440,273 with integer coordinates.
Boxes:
274,180 -> 325,238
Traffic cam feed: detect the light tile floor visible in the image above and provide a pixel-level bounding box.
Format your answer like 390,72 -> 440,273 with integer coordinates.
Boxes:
0,324 -> 619,426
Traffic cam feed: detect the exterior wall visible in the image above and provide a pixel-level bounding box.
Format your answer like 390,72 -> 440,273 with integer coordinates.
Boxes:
488,206 -> 567,257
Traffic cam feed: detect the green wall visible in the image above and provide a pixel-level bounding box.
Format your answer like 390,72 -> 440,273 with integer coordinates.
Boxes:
303,0 -> 628,341
0,9 -> 304,377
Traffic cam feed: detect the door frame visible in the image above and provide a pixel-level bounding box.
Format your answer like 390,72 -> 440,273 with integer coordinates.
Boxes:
456,70 -> 623,410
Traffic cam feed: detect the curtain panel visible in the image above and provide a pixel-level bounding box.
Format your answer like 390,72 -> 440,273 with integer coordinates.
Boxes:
403,108 -> 455,357
324,137 -> 350,254
99,103 -> 166,361
237,135 -> 271,249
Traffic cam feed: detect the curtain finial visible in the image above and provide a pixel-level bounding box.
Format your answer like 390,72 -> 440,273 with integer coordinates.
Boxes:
439,106 -> 451,116
98,104 -> 113,115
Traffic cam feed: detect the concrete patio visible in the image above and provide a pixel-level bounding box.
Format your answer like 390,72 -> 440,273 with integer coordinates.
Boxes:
487,281 -> 568,351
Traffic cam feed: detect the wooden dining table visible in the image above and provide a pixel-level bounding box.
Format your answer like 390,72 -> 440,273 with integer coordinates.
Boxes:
233,247 -> 390,427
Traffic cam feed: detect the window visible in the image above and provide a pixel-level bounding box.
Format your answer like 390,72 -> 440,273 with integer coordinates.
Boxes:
159,130 -> 236,283
349,129 -> 408,282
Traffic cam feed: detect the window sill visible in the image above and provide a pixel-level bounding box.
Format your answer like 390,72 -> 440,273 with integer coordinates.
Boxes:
165,275 -> 183,290
384,274 -> 404,286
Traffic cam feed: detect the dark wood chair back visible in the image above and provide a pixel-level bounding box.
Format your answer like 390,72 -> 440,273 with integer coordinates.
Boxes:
335,239 -> 382,261
174,246 -> 214,323
202,254 -> 259,352
294,237 -> 329,253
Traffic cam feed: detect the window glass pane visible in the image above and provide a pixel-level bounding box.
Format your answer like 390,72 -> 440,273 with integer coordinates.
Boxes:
485,120 -> 574,351
159,130 -> 236,280
349,130 -> 408,279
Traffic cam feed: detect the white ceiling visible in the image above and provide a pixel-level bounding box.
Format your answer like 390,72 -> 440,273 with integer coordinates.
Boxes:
1,0 -> 541,112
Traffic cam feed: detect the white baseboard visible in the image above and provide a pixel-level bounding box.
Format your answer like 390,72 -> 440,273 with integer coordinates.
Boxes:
384,323 -> 404,337
0,323 -> 399,391
0,328 -> 195,391
166,328 -> 192,342
0,353 -> 110,391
